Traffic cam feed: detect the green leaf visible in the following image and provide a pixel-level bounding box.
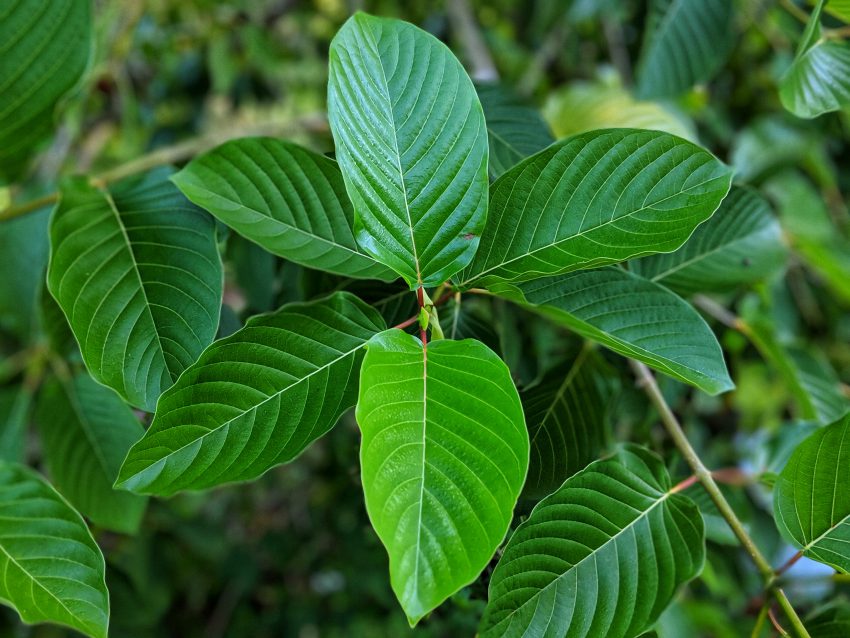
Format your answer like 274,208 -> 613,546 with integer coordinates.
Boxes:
491,267 -> 734,395
632,186 -> 787,294
480,446 -> 705,638
543,78 -> 696,141
443,295 -> 502,355
780,40 -> 850,119
116,292 -> 385,496
0,384 -> 31,463
327,13 -> 489,288
47,168 -> 223,412
458,129 -> 732,289
806,601 -> 850,638
0,0 -> 92,182
36,374 -> 147,534
522,348 -> 614,500
774,413 -> 850,572
356,329 -> 528,625
635,0 -> 734,99
476,82 -> 555,179
172,137 -> 395,280
826,0 -> 850,22
0,461 -> 109,638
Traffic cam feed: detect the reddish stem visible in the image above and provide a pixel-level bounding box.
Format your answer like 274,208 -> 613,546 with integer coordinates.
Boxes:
768,606 -> 790,636
671,474 -> 699,493
776,551 -> 804,577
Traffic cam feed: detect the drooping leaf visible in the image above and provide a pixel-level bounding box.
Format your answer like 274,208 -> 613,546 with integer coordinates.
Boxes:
0,0 -> 92,182
116,292 -> 385,496
635,0 -> 734,99
780,0 -> 850,118
491,267 -> 734,395
0,461 -> 109,638
357,329 -> 528,625
47,168 -> 223,411
172,137 -> 395,280
805,601 -> 850,638
522,347 -> 614,499
457,129 -> 732,289
476,82 -> 555,179
443,295 -> 502,355
36,374 -> 146,534
632,186 -> 787,294
327,13 -> 489,288
774,413 -> 850,572
543,78 -> 696,141
480,446 -> 705,638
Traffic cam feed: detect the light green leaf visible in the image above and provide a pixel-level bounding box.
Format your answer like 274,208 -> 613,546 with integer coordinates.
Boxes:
635,0 -> 734,99
116,292 -> 385,496
476,82 -> 555,179
491,267 -> 734,394
172,137 -> 395,280
328,13 -> 489,288
357,329 -> 528,625
826,0 -> 850,22
458,129 -> 732,289
0,461 -> 109,638
522,347 -> 614,500
480,446 -> 705,638
47,168 -> 223,412
780,39 -> 850,119
632,186 -> 787,294
774,413 -> 850,572
0,0 -> 92,182
36,374 -> 146,534
543,78 -> 696,141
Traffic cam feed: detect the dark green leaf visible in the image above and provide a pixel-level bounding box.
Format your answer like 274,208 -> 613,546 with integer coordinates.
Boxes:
328,13 -> 489,287
458,129 -> 732,289
116,292 -> 385,495
357,329 -> 528,625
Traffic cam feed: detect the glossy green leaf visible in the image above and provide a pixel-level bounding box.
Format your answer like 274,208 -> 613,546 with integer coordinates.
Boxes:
635,0 -> 734,99
36,374 -> 146,534
172,137 -> 395,280
522,348 -> 614,499
491,267 -> 734,394
116,292 -> 385,496
458,129 -> 732,289
774,413 -> 850,572
480,446 -> 705,638
476,82 -> 555,179
0,0 -> 92,182
47,168 -> 223,411
781,0 -> 850,118
357,329 -> 528,625
632,186 -> 786,294
328,13 -> 489,288
543,78 -> 696,141
0,461 -> 109,638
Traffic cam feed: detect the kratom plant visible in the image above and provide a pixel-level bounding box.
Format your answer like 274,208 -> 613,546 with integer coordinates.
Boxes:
2,2 -> 850,637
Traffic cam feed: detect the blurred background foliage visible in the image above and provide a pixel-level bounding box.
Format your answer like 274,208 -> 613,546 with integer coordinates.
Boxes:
2,0 -> 850,636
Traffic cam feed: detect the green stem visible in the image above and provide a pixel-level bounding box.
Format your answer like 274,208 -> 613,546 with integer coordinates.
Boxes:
629,360 -> 811,638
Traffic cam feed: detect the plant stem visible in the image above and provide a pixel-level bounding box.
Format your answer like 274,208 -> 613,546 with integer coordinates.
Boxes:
629,359 -> 811,638
445,0 -> 499,81
0,114 -> 326,224
751,601 -> 770,638
779,0 -> 810,24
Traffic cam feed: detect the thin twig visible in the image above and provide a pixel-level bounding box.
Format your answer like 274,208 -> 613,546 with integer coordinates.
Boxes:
775,551 -> 804,577
445,0 -> 499,81
769,606 -> 792,637
779,0 -> 811,24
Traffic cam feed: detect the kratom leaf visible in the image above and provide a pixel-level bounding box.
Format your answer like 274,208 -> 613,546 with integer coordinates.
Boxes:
491,267 -> 733,395
0,0 -> 92,182
357,329 -> 528,625
116,292 -> 385,496
172,138 -> 395,280
36,374 -> 146,534
826,0 -> 850,22
476,82 -> 555,179
443,296 -> 502,355
632,186 -> 786,294
458,129 -> 732,289
47,168 -> 223,411
480,446 -> 705,638
635,0 -> 734,99
0,461 -> 109,638
774,413 -> 850,572
522,347 -> 614,499
805,601 -> 850,638
543,78 -> 696,141
328,13 -> 489,288
781,0 -> 850,118
0,384 -> 30,463
786,346 -> 848,425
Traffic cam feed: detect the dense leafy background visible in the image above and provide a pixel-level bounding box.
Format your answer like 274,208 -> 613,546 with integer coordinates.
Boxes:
2,1 -> 850,637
